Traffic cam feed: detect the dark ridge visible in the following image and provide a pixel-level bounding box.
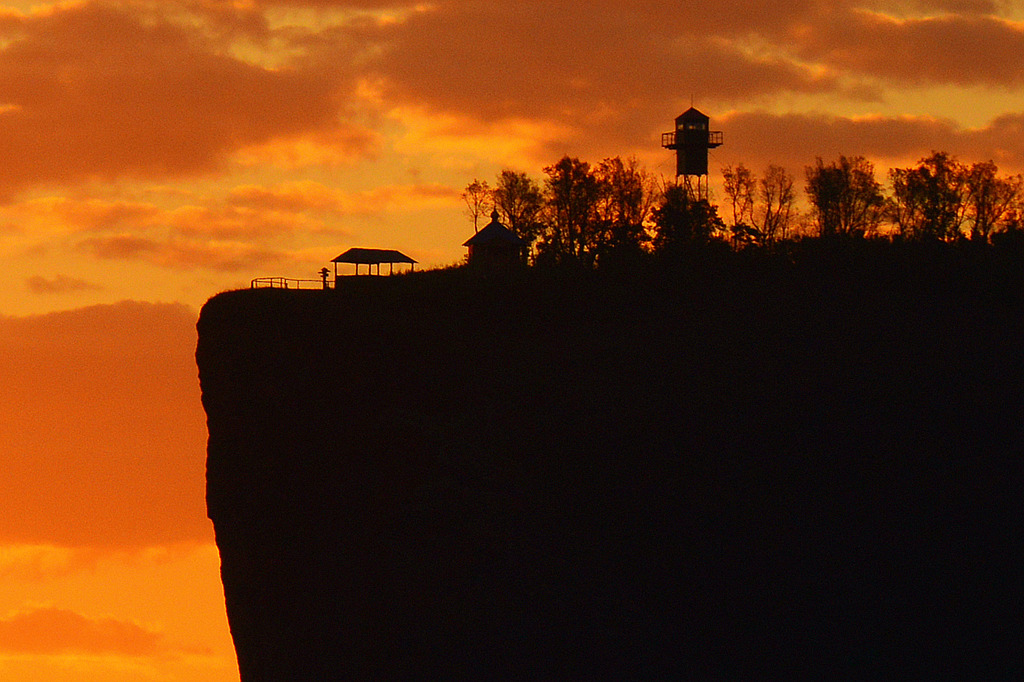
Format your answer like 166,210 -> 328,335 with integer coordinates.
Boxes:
198,247 -> 1023,679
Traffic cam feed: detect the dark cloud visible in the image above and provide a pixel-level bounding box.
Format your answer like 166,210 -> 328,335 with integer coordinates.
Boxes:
351,3 -> 846,124
26,198 -> 163,233
0,2 -> 346,197
79,235 -> 163,260
25,274 -> 103,294
796,11 -> 1024,87
78,235 -> 290,272
226,181 -> 460,215
0,0 -> 1021,201
283,0 -> 1019,168
712,109 -> 1024,179
330,1 -> 1024,119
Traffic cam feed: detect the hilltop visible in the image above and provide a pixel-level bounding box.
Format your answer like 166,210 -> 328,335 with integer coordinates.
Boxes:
197,246 -> 1023,679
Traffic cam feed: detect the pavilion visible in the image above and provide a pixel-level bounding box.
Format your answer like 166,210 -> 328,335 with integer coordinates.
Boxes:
331,248 -> 417,277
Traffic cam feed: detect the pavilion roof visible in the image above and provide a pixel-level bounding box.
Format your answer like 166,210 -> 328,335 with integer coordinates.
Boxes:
331,248 -> 417,265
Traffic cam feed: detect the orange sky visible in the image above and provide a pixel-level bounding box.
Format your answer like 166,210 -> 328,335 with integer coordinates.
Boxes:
2,1 -> 1024,679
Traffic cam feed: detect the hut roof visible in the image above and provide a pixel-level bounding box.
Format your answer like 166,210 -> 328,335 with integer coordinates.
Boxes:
332,248 -> 417,265
463,212 -> 525,247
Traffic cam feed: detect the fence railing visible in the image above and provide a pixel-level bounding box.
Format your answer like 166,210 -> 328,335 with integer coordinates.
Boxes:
251,277 -> 331,290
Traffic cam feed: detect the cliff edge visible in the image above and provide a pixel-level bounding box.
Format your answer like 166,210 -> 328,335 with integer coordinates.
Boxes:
198,257 -> 1021,679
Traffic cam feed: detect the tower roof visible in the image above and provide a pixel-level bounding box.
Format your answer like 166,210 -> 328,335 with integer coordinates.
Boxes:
675,107 -> 709,124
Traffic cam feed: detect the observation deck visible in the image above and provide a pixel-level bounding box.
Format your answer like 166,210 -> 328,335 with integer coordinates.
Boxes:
661,130 -> 723,149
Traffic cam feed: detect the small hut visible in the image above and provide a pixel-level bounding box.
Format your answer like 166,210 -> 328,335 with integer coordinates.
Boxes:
463,211 -> 526,271
331,248 -> 417,279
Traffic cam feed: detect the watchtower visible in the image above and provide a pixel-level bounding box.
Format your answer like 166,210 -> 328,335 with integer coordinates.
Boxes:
661,107 -> 723,199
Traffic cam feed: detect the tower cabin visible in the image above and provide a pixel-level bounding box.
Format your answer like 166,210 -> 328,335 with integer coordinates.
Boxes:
661,107 -> 723,178
463,211 -> 526,271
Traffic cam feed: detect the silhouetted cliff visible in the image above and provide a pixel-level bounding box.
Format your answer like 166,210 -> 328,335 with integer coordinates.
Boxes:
198,249 -> 1022,679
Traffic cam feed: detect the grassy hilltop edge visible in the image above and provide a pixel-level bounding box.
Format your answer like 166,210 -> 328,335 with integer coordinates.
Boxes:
197,250 -> 1022,679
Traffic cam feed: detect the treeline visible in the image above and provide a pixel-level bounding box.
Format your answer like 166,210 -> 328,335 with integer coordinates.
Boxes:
463,151 -> 1024,266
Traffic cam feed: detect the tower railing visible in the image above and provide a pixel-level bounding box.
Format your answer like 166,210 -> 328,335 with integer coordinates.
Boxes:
661,131 -> 724,149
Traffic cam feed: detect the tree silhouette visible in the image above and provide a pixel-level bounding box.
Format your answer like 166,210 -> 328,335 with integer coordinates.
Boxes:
462,179 -> 492,233
493,170 -> 544,246
482,158 -> 657,267
592,156 -> 659,263
722,163 -> 796,246
722,163 -> 755,240
757,164 -> 797,244
889,152 -> 968,240
805,155 -> 885,238
964,161 -> 1023,242
651,183 -> 725,256
539,156 -> 602,265
467,148 -> 1024,267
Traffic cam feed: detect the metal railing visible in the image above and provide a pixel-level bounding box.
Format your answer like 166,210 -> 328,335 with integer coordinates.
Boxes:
251,277 -> 331,290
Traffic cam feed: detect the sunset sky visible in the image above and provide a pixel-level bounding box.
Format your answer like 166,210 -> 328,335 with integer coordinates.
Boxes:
3,1 -> 1024,679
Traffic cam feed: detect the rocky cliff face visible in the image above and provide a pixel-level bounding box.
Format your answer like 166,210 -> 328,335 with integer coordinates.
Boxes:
198,259 -> 1021,679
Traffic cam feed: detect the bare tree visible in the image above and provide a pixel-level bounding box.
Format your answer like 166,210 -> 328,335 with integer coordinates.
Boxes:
756,164 -> 797,244
722,164 -> 755,228
462,179 -> 492,233
722,164 -> 756,246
